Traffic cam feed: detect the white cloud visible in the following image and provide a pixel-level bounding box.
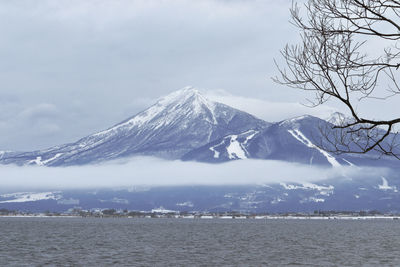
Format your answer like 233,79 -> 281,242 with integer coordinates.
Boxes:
0,157 -> 388,191
0,103 -> 63,150
18,103 -> 58,120
205,89 -> 338,122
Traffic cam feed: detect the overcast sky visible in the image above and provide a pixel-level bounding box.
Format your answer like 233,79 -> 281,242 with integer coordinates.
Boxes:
0,0 -> 398,151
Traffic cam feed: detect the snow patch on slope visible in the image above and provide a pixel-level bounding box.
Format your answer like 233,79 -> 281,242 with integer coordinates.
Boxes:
300,197 -> 325,203
28,156 -> 44,166
209,140 -> 224,158
227,135 -> 247,159
27,153 -> 63,166
342,158 -> 355,166
378,177 -> 398,192
42,153 -> 63,165
288,129 -> 340,167
280,182 -> 334,196
0,192 -> 61,203
209,130 -> 258,160
242,130 -> 257,145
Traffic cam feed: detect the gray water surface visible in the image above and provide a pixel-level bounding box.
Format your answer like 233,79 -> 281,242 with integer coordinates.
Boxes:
0,218 -> 399,266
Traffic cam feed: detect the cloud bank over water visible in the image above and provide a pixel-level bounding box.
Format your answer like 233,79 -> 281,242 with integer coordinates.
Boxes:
0,157 -> 388,191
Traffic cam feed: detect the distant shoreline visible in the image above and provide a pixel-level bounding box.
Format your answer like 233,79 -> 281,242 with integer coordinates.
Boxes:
1,214 -> 399,220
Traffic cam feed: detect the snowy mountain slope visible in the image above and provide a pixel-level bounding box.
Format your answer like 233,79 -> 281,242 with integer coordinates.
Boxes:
183,115 -> 340,165
0,87 -> 268,166
182,129 -> 259,162
184,115 -> 399,167
257,115 -> 399,167
251,115 -> 350,165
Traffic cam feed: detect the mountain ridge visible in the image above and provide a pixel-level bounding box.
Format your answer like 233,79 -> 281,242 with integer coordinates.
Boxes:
0,87 -> 397,167
0,87 -> 268,166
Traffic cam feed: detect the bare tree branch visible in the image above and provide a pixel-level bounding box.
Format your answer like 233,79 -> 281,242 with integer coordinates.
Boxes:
274,0 -> 400,159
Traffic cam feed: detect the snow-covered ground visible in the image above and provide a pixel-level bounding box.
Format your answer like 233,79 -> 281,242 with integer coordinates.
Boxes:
0,192 -> 61,203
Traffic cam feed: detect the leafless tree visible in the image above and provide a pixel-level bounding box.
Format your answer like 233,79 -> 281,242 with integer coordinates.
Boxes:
274,0 -> 400,159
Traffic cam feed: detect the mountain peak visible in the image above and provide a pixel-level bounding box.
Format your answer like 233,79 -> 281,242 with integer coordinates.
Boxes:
326,112 -> 353,126
279,115 -> 315,127
157,86 -> 205,106
153,86 -> 217,119
92,87 -> 216,137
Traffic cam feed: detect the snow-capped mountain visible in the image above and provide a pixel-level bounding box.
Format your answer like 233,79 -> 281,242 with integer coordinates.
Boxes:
0,87 -> 267,166
0,87 -> 398,168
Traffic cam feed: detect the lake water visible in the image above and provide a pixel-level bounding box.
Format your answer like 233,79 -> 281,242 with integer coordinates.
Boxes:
1,217 -> 400,266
